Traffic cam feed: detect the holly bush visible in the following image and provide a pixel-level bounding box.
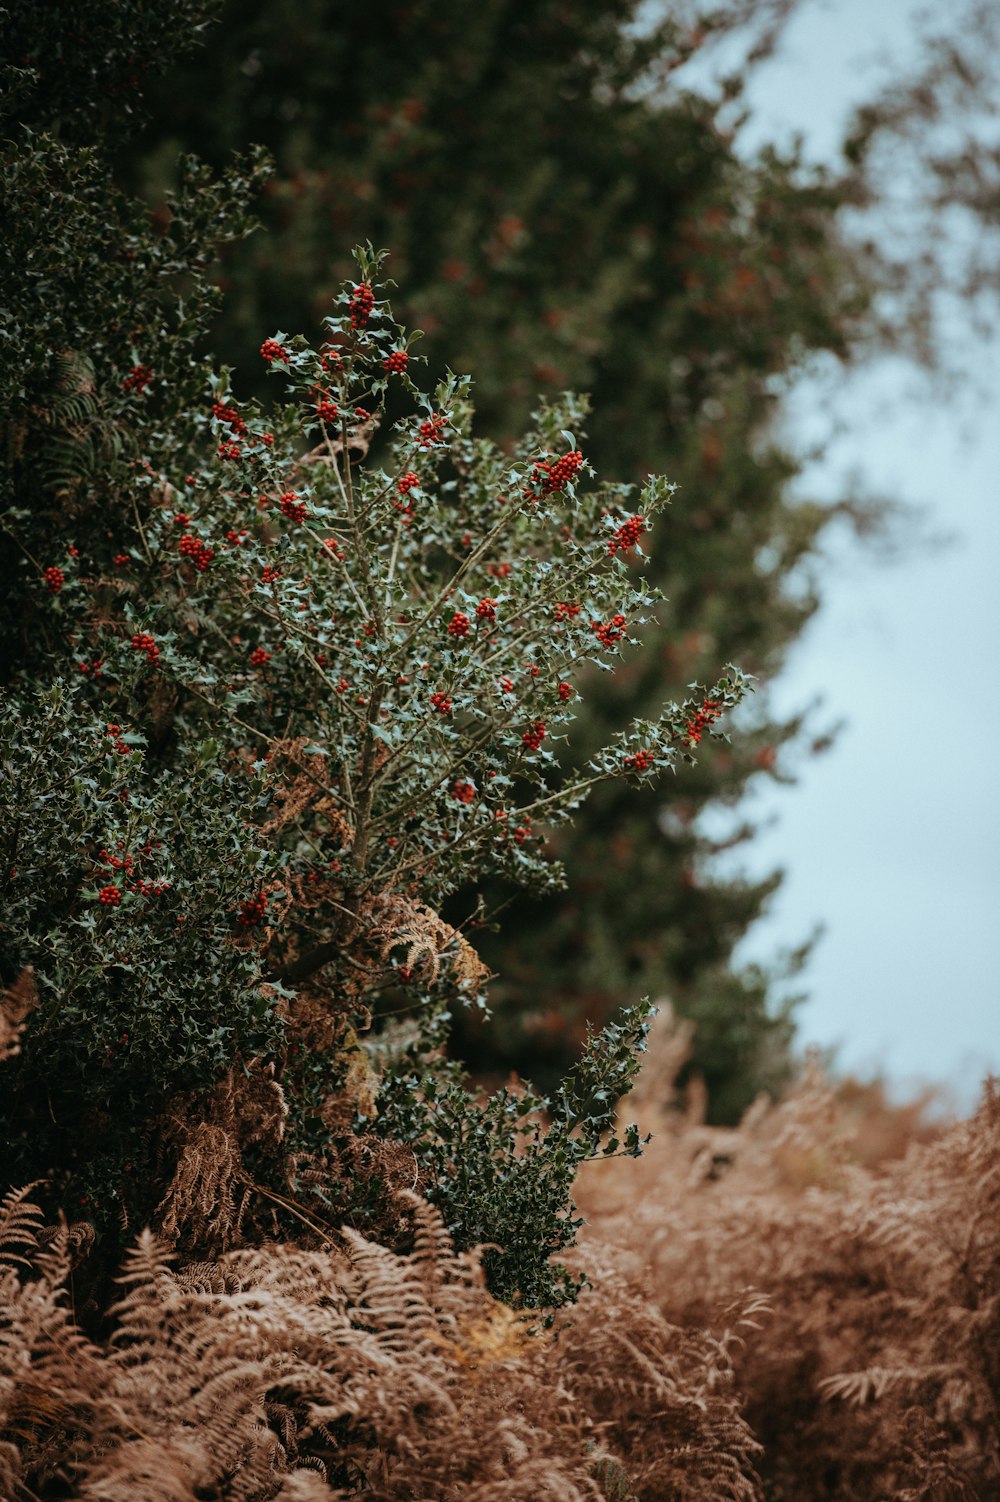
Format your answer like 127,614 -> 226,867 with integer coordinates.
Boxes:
1,4 -> 749,1306
2,234 -> 746,1296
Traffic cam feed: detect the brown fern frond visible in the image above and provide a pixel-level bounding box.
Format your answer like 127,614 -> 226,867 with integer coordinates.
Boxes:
362,891 -> 490,995
0,967 -> 38,1062
262,738 -> 354,849
154,1122 -> 247,1252
0,1181 -> 44,1266
154,1062 -> 288,1254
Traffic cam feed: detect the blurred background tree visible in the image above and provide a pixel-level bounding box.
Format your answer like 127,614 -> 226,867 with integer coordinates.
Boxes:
118,0 -> 993,1120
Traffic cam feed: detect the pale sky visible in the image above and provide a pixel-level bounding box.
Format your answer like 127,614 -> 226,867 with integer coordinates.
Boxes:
685,0 -> 1000,1106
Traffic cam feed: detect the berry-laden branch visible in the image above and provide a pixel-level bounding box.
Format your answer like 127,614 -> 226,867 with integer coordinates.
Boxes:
95,248 -> 750,1008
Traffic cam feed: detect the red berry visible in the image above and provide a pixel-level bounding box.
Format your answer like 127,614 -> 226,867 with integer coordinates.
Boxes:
130,631 -> 160,663
418,413 -> 447,447
591,614 -> 627,649
349,282 -> 375,329
121,364 -> 153,393
238,891 -> 268,927
608,514 -> 647,556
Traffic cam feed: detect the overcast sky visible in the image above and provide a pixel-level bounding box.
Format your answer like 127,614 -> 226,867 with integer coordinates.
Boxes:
688,0 -> 1000,1107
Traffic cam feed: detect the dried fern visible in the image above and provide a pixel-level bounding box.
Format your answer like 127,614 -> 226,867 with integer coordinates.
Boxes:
0,967 -> 38,1063
362,891 -> 490,995
576,1050 -> 1000,1501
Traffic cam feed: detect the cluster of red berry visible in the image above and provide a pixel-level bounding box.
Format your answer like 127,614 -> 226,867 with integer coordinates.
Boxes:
475,597 -> 497,622
96,838 -> 170,904
684,697 -> 723,746
211,401 -> 247,436
238,891 -> 269,927
558,681 -> 573,702
607,514 -> 647,556
429,691 -> 452,715
624,749 -> 655,772
418,413 -> 447,447
591,614 -> 627,648
554,600 -> 581,621
178,534 -> 214,571
528,449 -> 583,500
522,720 -> 547,751
382,350 -> 408,374
249,647 -> 271,668
447,611 -> 470,638
104,723 -> 130,756
349,282 -> 375,329
260,339 -> 289,363
44,565 -> 64,593
98,841 -> 133,871
131,631 -> 159,663
314,389 -> 339,424
452,781 -> 476,804
261,564 -> 280,584
279,491 -> 308,524
121,364 -> 153,393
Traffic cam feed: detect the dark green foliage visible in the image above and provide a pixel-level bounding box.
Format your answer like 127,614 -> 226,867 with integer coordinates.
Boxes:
377,1000 -> 655,1310
0,676 -> 281,1234
0,0 -> 280,1242
0,1 -> 219,141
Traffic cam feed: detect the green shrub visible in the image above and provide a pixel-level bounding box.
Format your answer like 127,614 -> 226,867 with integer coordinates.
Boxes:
1,3 -> 748,1306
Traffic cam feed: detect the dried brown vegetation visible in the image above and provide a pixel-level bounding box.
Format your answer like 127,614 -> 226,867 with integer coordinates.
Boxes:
2,1018 -> 997,1501
0,1187 -> 757,1500
576,1011 -> 1000,1500
0,970 -> 37,1064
